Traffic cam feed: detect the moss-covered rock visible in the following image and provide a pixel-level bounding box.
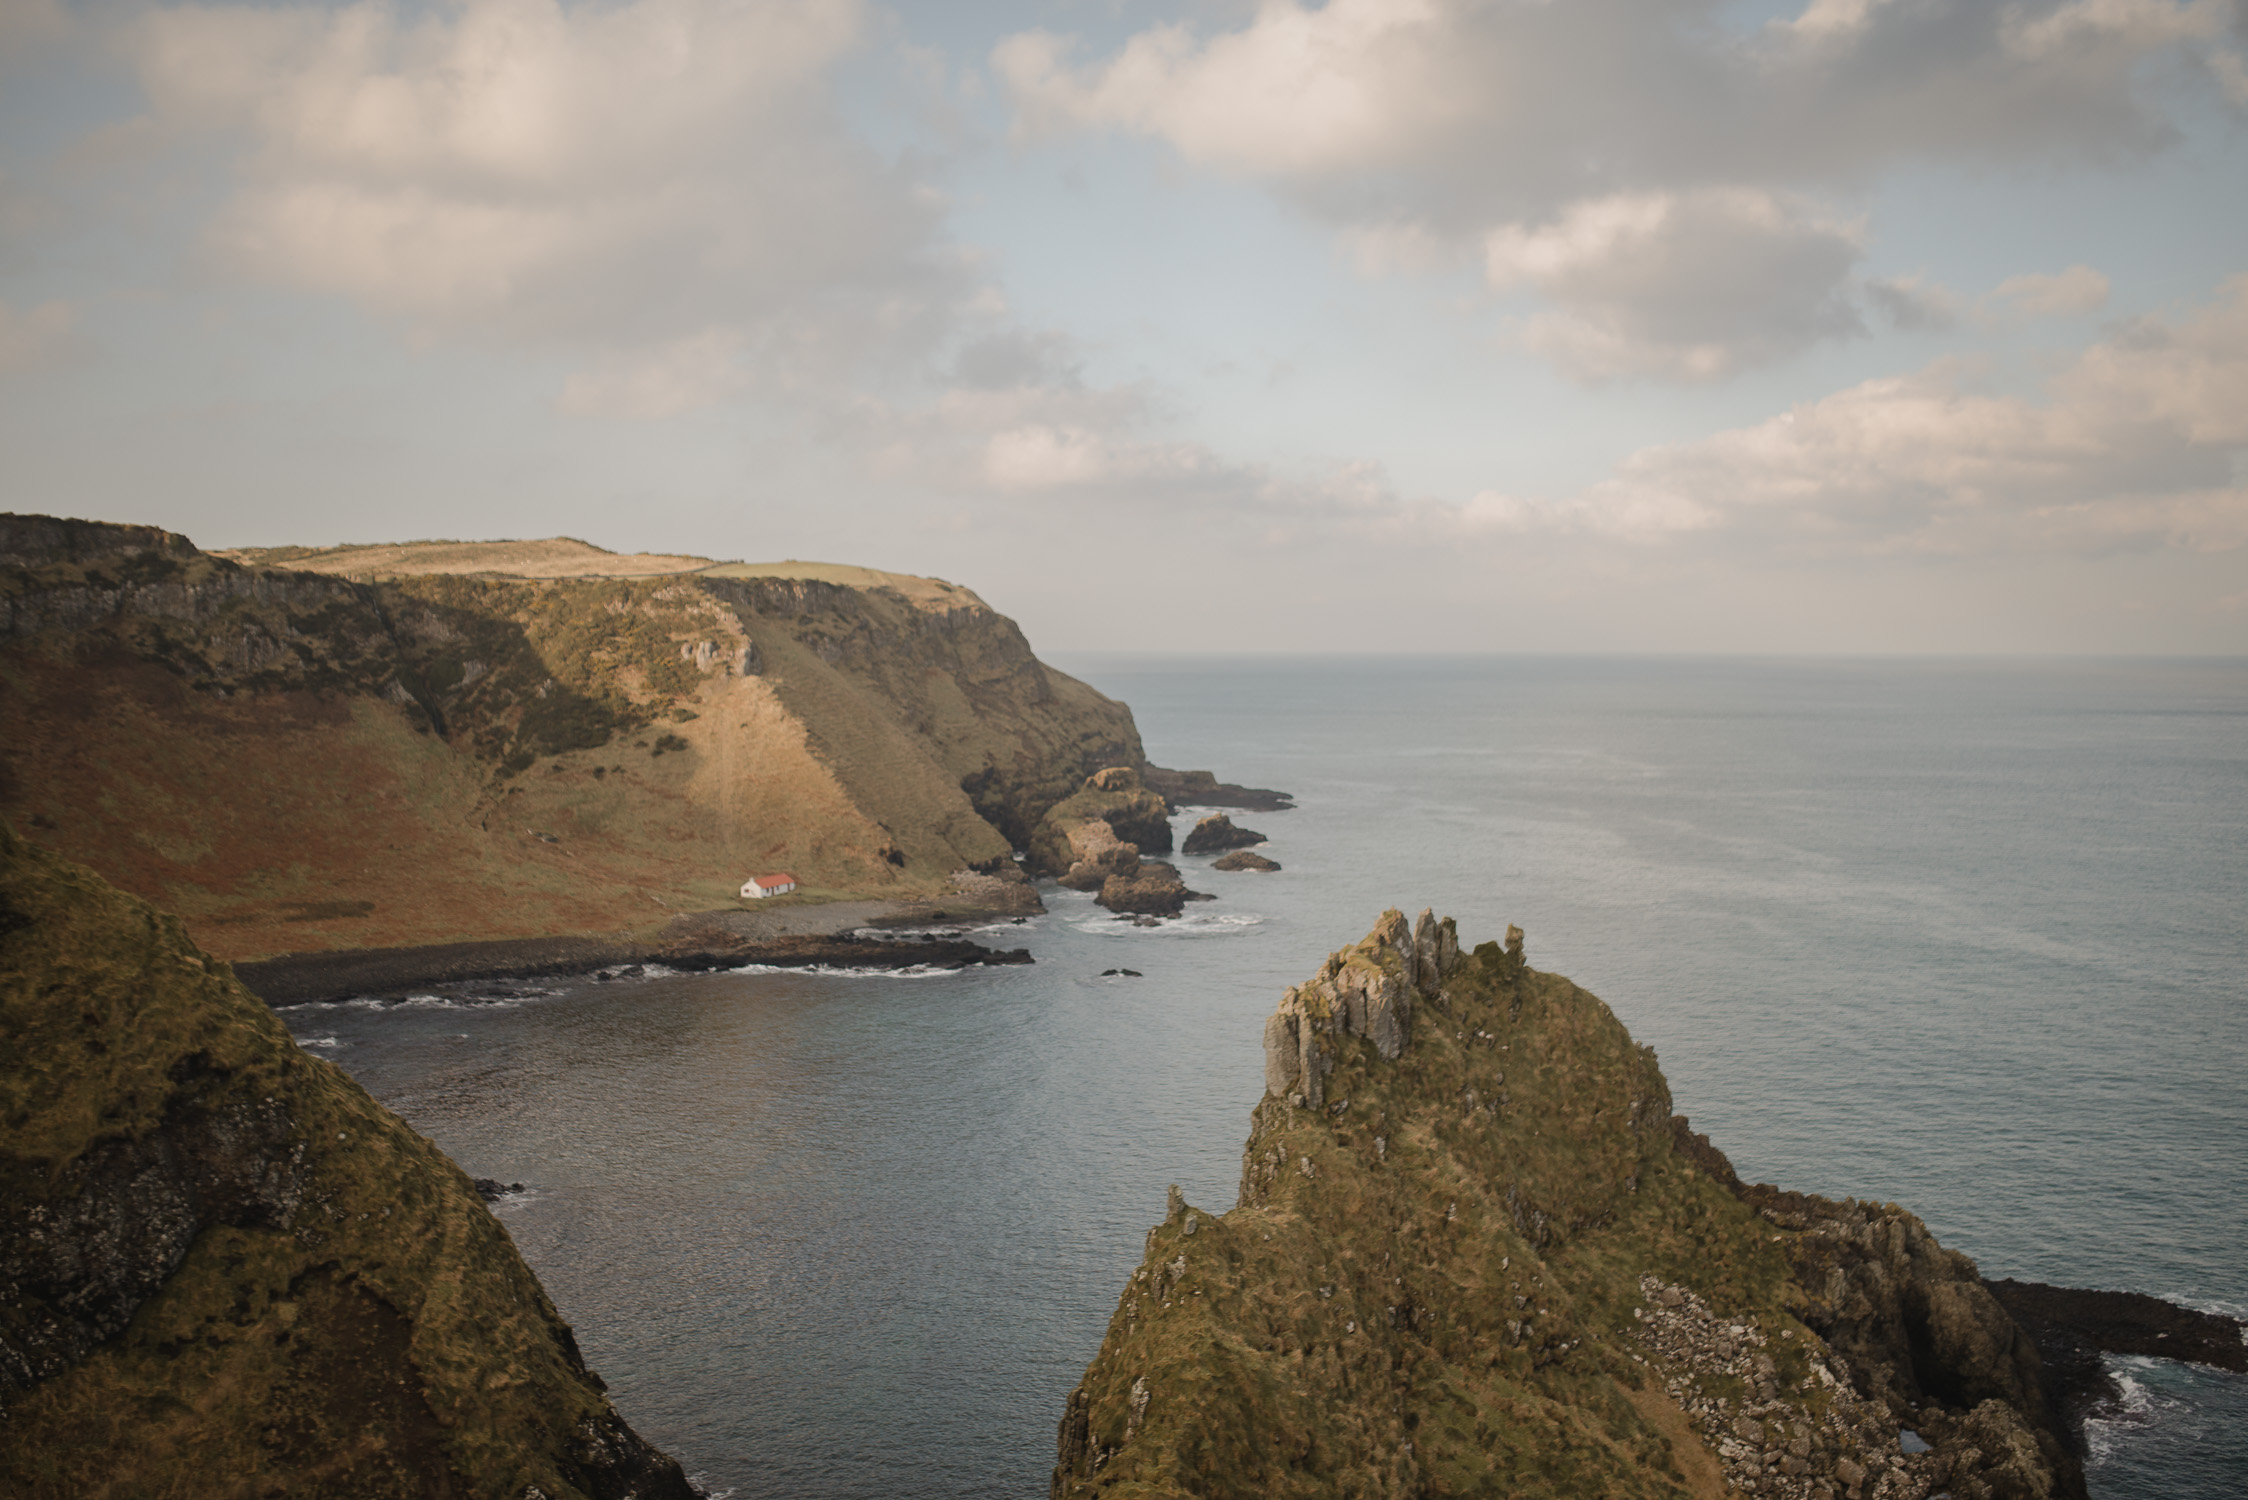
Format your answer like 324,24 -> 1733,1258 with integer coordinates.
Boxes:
1051,912 -> 2083,1500
0,823 -> 693,1500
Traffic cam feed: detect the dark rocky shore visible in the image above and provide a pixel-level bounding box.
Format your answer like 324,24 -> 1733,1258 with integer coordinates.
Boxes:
1141,765 -> 1295,813
1983,1278 -> 2247,1446
234,909 -> 1032,1006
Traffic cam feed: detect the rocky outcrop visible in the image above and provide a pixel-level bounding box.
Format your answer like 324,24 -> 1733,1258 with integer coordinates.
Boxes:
1050,911 -> 2087,1500
1096,862 -> 1198,917
1029,767 -> 1175,876
1058,819 -> 1144,892
1140,767 -> 1295,813
1181,814 -> 1265,854
0,822 -> 693,1499
1212,850 -> 1280,872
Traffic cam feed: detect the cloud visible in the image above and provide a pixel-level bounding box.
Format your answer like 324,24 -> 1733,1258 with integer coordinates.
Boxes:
0,299 -> 77,375
556,330 -> 746,420
998,0 -> 2247,380
128,0 -> 962,373
0,0 -> 69,55
1484,190 -> 1866,381
1996,265 -> 2112,318
1454,275 -> 2248,554
1865,275 -> 1966,332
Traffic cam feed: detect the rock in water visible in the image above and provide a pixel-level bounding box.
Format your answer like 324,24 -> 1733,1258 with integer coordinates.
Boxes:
1211,850 -> 1280,873
1181,814 -> 1265,855
0,823 -> 694,1500
1058,819 -> 1144,891
1097,861 -> 1198,917
1052,909 -> 2088,1500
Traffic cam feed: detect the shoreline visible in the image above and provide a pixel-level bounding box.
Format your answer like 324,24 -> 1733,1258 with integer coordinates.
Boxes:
232,898 -> 1035,1006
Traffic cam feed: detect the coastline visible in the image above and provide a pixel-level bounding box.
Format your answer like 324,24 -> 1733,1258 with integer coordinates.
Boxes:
231,897 -> 1035,1006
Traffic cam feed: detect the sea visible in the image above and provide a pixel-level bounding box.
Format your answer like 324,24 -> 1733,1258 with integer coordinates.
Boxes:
282,657 -> 2247,1499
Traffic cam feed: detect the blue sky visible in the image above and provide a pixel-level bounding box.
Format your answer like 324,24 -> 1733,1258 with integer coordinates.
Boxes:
2,0 -> 2245,651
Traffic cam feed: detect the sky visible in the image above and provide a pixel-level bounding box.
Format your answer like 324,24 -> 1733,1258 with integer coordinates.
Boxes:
2,0 -> 2245,653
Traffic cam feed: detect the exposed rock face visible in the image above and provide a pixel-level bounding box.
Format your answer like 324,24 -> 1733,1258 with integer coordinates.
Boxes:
1097,862 -> 1196,917
1030,766 -> 1175,875
0,823 -> 693,1499
1181,814 -> 1265,854
1059,819 -> 1144,892
0,516 -> 1165,958
1051,911 -> 2087,1500
1212,850 -> 1280,872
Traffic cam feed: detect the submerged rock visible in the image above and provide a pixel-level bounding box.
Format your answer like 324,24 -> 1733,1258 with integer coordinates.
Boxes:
1051,910 -> 2091,1500
1212,850 -> 1280,872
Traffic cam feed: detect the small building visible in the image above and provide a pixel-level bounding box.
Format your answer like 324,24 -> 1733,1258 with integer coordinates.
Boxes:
740,872 -> 799,899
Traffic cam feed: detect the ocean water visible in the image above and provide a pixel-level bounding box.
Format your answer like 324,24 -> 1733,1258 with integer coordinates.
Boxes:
289,657 -> 2248,1499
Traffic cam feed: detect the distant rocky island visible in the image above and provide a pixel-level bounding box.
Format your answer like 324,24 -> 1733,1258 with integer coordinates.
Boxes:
1050,912 -> 2245,1500
0,514 -> 1287,998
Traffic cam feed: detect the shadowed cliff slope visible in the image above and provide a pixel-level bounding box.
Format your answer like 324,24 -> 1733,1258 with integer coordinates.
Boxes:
1053,913 -> 2088,1500
0,822 -> 694,1498
0,516 -> 1145,959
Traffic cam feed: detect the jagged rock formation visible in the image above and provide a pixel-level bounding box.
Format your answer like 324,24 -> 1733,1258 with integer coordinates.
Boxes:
1052,912 -> 2091,1500
1213,850 -> 1281,872
0,516 -> 1153,959
0,822 -> 693,1498
1182,814 -> 1266,855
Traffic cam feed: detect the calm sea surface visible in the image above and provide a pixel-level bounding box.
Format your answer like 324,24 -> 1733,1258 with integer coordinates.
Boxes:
288,658 -> 2248,1499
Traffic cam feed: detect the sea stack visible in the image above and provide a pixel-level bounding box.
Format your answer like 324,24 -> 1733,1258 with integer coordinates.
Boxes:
1051,910 -> 2088,1500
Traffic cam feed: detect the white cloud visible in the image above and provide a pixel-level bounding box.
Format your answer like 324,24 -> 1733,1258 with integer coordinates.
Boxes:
1996,266 -> 2112,318
129,0 -> 960,370
557,330 -> 745,420
998,0 -> 2247,381
1483,189 -> 1865,381
0,299 -> 76,375
1458,276 -> 2248,553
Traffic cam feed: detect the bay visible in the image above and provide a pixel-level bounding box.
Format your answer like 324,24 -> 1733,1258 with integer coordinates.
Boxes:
289,656 -> 2248,1498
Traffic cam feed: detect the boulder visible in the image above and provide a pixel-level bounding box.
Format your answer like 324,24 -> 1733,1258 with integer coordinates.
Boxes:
1097,862 -> 1196,917
1212,850 -> 1280,872
1181,814 -> 1265,855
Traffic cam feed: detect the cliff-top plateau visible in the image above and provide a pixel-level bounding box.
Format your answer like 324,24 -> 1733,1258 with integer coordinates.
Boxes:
0,821 -> 694,1499
0,513 -> 1260,966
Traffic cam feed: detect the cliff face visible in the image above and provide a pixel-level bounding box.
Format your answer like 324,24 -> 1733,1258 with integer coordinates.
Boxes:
1052,913 -> 2082,1500
0,517 -> 1143,959
0,822 -> 693,1499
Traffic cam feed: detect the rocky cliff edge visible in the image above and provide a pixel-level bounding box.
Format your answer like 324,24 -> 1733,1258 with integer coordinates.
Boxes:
0,821 -> 695,1499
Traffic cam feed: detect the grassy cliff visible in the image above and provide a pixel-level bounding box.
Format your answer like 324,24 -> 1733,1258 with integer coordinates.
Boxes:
1052,913 -> 2080,1500
0,517 -> 1144,960
0,822 -> 693,1498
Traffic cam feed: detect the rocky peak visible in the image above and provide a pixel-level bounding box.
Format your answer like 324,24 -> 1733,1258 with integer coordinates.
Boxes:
1262,908 -> 1460,1103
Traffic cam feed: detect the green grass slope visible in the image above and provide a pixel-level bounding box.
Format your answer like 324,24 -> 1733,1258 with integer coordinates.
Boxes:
0,822 -> 695,1499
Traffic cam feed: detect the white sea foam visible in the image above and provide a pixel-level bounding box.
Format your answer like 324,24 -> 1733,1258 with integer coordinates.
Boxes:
725,962 -> 967,979
2083,1358 -> 2168,1465
292,1033 -> 343,1050
1066,910 -> 1265,938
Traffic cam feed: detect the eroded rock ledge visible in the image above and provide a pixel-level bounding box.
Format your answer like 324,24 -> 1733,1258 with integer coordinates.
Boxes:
1049,910 -> 2146,1500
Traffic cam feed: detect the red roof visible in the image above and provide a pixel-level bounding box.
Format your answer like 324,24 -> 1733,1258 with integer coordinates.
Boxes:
745,872 -> 798,888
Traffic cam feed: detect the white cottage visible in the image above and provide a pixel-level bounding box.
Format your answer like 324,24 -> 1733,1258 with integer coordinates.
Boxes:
740,872 -> 799,899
